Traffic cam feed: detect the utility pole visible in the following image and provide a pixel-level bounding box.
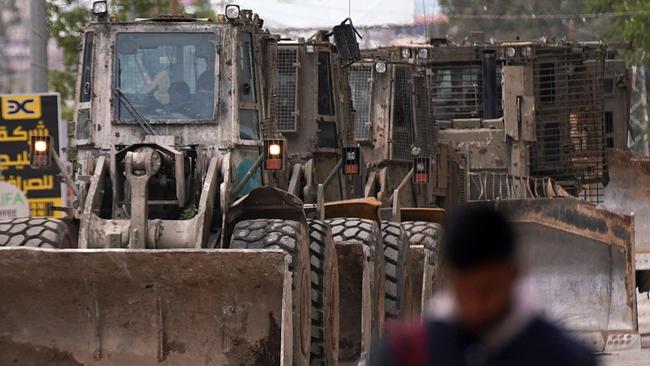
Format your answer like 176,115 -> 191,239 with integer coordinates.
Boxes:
30,0 -> 47,92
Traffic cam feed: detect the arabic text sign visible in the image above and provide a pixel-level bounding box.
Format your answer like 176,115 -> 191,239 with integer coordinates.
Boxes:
0,94 -> 62,218
0,182 -> 30,219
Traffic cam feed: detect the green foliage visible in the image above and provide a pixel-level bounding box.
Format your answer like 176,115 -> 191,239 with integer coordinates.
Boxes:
586,0 -> 650,65
48,1 -> 90,120
437,0 -> 603,41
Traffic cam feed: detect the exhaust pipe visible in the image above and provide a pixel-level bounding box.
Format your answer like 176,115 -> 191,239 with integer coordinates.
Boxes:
481,50 -> 498,119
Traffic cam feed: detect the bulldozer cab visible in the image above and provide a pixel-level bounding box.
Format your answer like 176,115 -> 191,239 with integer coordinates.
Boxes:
73,13 -> 273,150
67,10 -> 287,249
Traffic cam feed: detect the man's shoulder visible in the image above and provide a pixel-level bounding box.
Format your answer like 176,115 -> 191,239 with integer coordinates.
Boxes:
510,317 -> 596,364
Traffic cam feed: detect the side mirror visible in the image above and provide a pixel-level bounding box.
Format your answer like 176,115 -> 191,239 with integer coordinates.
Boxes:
332,18 -> 361,68
30,135 -> 51,169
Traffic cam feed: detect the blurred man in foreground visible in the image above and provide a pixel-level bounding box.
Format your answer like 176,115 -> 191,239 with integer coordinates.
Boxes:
372,207 -> 596,366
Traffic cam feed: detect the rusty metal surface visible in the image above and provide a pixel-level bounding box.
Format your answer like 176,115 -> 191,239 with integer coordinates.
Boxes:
405,246 -> 441,317
469,198 -> 636,351
400,208 -> 445,225
0,248 -> 292,365
335,243 -> 372,365
324,197 -> 382,223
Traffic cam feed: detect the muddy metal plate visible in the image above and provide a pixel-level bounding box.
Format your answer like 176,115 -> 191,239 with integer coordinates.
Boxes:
472,198 -> 636,351
0,248 -> 291,366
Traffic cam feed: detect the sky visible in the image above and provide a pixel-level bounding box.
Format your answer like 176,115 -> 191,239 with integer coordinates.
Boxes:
232,0 -> 419,28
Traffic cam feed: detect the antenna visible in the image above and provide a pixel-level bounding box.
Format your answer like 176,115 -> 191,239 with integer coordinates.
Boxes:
422,0 -> 429,39
348,0 -> 351,19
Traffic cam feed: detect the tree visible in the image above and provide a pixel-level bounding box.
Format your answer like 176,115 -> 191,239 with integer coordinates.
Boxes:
586,0 -> 650,65
437,0 -> 605,42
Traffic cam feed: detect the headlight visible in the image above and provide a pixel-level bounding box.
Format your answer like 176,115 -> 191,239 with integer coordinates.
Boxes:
225,4 -> 240,20
375,61 -> 387,74
92,1 -> 108,16
418,48 -> 429,59
506,47 -> 516,57
34,140 -> 48,153
269,143 -> 281,156
305,44 -> 315,54
401,48 -> 411,59
521,46 -> 533,57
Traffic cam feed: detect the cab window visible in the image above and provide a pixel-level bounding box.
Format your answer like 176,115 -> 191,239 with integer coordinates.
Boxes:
115,32 -> 216,121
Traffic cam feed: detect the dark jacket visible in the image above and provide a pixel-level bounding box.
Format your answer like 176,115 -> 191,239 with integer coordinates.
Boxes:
373,316 -> 597,366
373,286 -> 597,366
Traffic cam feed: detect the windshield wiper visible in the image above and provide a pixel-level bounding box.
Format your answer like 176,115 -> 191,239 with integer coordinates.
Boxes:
112,88 -> 157,135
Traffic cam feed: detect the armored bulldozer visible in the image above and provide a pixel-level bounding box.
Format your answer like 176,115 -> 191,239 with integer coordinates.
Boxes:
386,38 -> 639,351
344,47 -> 463,319
273,26 -> 395,364
0,4 -> 345,365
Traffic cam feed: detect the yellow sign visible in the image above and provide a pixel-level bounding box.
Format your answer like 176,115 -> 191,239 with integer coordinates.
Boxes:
1,95 -> 42,120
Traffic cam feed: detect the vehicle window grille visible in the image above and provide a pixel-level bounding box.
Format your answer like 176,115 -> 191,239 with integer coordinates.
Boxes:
274,48 -> 298,131
427,64 -> 503,122
530,47 -> 606,203
413,75 -> 435,156
392,66 -> 414,161
348,65 -> 372,140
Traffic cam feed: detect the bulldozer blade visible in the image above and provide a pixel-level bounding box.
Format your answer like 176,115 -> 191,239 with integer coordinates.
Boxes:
405,246 -> 440,317
604,149 -> 650,287
469,198 -> 638,352
335,242 -> 372,365
324,198 -> 382,223
400,208 -> 445,225
0,247 -> 293,366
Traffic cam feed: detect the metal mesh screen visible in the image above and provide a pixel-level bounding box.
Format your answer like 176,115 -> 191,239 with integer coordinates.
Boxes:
274,48 -> 298,131
392,66 -> 414,161
427,64 -> 503,121
413,75 -> 435,156
529,48 -> 606,203
349,65 -> 373,140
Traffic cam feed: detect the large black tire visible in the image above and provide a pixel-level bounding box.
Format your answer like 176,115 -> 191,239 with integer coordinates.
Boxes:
402,221 -> 442,250
307,220 -> 339,366
326,218 -> 385,344
230,219 -> 311,366
382,221 -> 411,319
0,217 -> 73,248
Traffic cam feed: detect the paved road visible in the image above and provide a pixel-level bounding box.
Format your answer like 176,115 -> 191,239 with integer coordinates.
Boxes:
597,294 -> 650,365
597,349 -> 650,366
